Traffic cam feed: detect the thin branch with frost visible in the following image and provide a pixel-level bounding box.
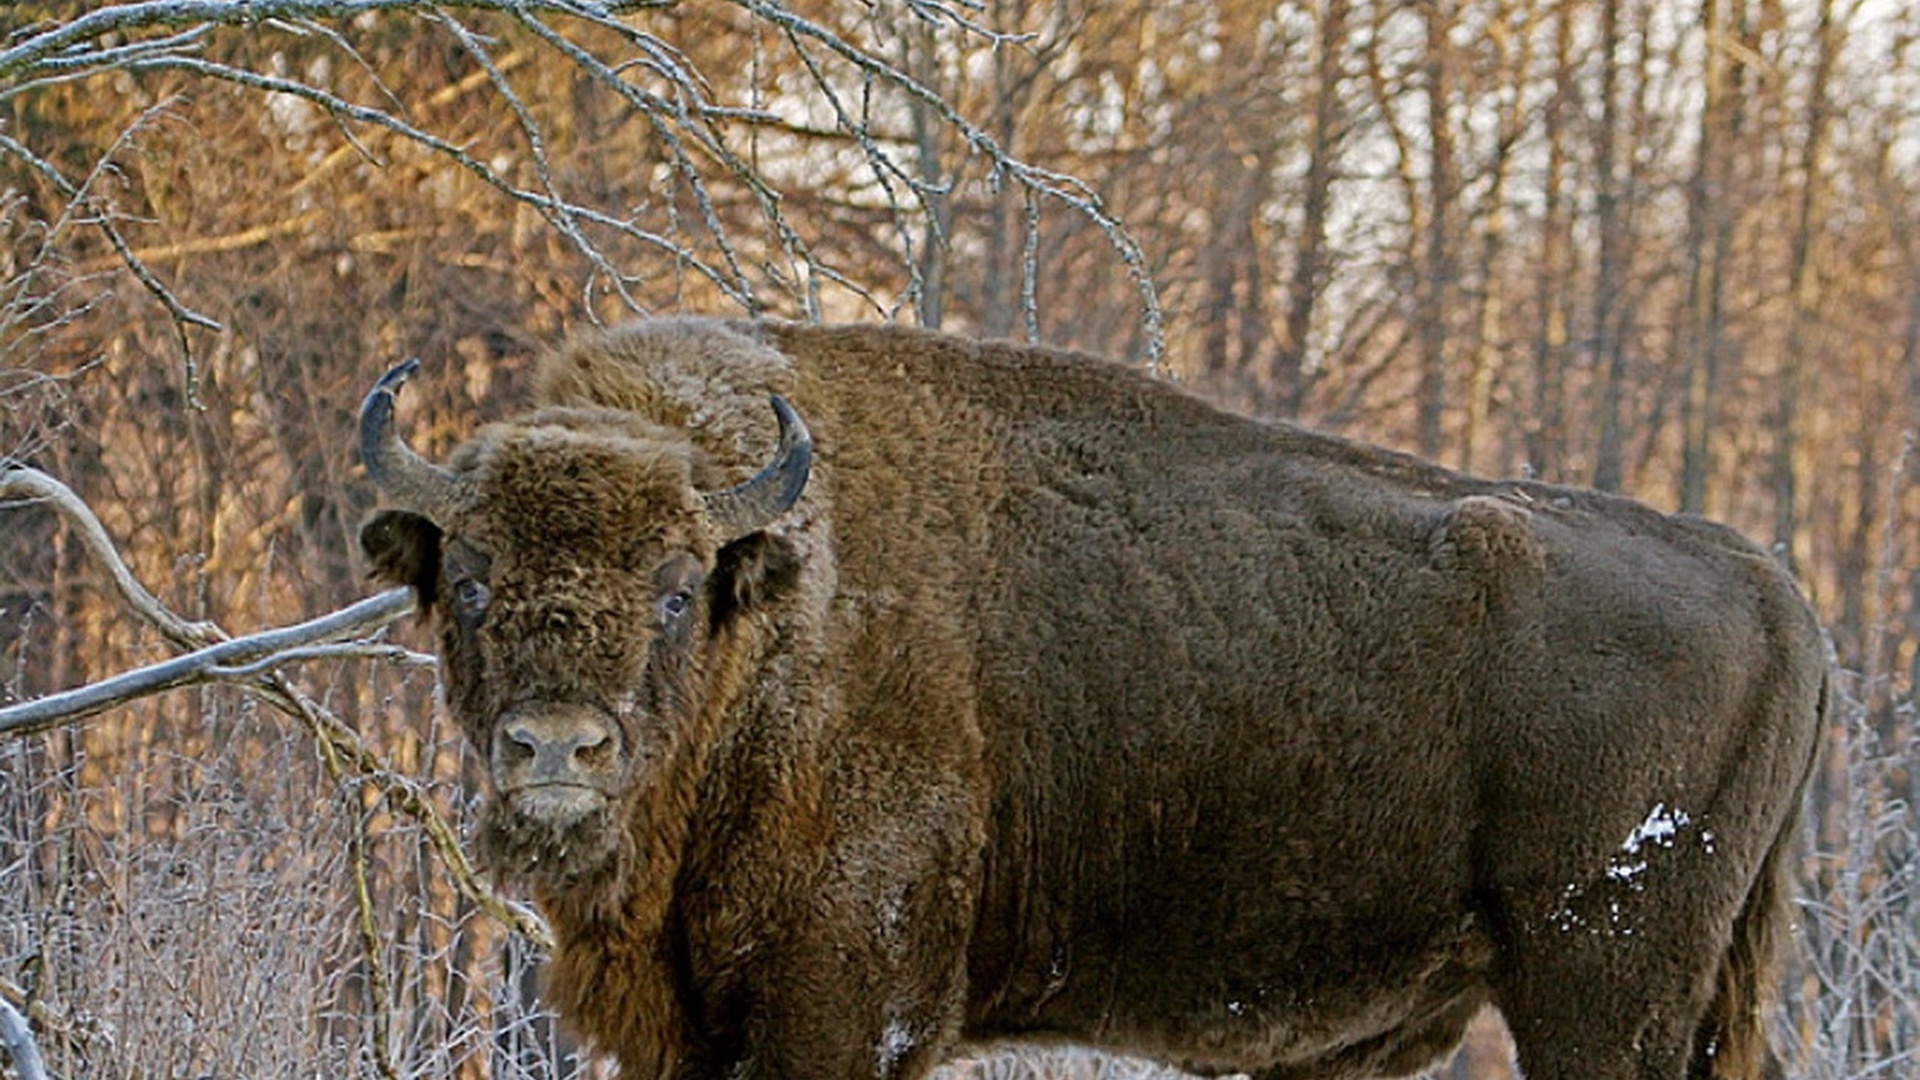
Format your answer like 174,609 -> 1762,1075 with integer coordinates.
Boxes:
721,0 -> 1166,360
0,119 -> 222,333
502,7 -> 773,311
0,1 -> 673,81
0,1000 -> 49,1080
433,9 -> 650,314
0,585 -> 416,736
0,463 -> 221,651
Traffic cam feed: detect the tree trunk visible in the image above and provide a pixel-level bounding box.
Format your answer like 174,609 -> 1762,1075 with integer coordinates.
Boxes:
1417,0 -> 1458,461
1769,0 -> 1837,575
1589,0 -> 1630,492
1678,0 -> 1747,514
904,20 -> 952,330
1275,0 -> 1349,420
1459,0 -> 1536,475
1527,0 -> 1576,483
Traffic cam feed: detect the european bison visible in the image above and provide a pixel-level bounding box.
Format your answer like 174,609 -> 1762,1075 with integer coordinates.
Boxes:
358,318 -> 1823,1080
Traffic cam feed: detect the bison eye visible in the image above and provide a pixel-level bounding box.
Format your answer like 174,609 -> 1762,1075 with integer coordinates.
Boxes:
660,590 -> 692,623
453,578 -> 491,623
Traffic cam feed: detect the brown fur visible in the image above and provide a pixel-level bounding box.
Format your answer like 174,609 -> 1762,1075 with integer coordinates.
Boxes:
359,317 -> 1825,1080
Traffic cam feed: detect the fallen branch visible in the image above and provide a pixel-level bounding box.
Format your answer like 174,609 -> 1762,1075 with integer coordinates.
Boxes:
0,461 -> 422,736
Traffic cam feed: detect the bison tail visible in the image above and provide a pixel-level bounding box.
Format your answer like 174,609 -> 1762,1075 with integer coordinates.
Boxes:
1693,670 -> 1825,1080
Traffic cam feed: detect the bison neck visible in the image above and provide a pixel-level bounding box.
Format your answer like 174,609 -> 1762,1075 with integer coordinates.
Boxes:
535,622 -> 804,1076
543,880 -> 696,1076
536,768 -> 709,1075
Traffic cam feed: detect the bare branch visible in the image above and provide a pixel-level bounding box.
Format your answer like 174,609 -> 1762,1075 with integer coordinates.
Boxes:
0,1000 -> 49,1080
0,1 -> 670,80
125,50 -> 752,309
207,640 -> 437,677
0,123 -> 222,333
721,0 -> 1165,360
0,586 -> 417,735
0,463 -> 221,650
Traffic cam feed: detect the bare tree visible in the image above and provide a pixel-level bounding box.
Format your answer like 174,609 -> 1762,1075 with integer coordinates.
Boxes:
1768,0 -> 1839,574
1676,0 -> 1750,514
1525,0 -> 1579,484
1273,0 -> 1351,421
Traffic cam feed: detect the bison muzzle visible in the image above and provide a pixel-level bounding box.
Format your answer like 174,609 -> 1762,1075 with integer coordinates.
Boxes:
356,317 -> 1824,1080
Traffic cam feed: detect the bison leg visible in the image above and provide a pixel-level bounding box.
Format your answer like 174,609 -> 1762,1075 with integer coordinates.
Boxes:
1496,956 -> 1702,1080
722,856 -> 974,1080
688,748 -> 982,1080
1488,847 -> 1749,1079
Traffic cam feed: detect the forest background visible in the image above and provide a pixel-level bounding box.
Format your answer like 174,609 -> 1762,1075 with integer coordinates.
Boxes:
0,0 -> 1915,1076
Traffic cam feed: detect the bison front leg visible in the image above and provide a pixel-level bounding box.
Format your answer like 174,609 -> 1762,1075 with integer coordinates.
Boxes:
701,848 -> 976,1080
680,751 -> 983,1080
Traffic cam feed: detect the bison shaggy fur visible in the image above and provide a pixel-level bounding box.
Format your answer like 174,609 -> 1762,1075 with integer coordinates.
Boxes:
358,317 -> 1824,1080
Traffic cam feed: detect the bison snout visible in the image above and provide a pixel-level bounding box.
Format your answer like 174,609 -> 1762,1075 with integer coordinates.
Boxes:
494,706 -> 622,794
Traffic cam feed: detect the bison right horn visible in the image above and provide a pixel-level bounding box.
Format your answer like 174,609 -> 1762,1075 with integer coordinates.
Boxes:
703,395 -> 812,544
359,358 -> 465,524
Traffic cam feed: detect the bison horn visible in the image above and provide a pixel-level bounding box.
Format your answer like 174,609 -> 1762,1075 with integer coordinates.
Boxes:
359,358 -> 464,523
703,395 -> 812,543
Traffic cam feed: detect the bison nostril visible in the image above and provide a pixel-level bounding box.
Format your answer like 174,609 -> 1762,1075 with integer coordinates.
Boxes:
575,734 -> 615,770
501,723 -> 540,764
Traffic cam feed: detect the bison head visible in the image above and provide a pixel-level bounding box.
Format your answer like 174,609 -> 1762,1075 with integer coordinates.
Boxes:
356,359 -> 810,891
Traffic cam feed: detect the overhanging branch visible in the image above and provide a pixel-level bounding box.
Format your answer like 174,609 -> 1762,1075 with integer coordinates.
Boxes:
0,586 -> 416,737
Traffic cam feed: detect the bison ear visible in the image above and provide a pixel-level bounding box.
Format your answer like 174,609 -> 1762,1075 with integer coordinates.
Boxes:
708,532 -> 802,630
360,509 -> 444,612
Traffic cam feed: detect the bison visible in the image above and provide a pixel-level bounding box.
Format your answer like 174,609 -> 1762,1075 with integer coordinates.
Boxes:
357,317 -> 1823,1080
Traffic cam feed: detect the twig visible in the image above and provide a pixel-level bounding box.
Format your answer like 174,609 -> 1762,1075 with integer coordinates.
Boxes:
0,463 -> 221,651
0,976 -> 111,1066
267,674 -> 554,947
0,123 -> 222,333
126,51 -> 752,309
0,1000 -> 49,1080
0,1 -> 670,80
207,640 -> 436,678
345,782 -> 401,1080
433,9 -> 649,314
721,0 -> 1166,360
84,210 -> 329,269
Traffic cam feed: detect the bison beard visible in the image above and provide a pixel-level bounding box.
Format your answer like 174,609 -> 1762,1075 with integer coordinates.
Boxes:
356,316 -> 1824,1080
477,787 -> 626,889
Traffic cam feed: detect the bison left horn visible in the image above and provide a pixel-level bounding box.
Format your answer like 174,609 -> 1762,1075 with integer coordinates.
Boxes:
703,396 -> 812,544
360,358 -> 465,524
